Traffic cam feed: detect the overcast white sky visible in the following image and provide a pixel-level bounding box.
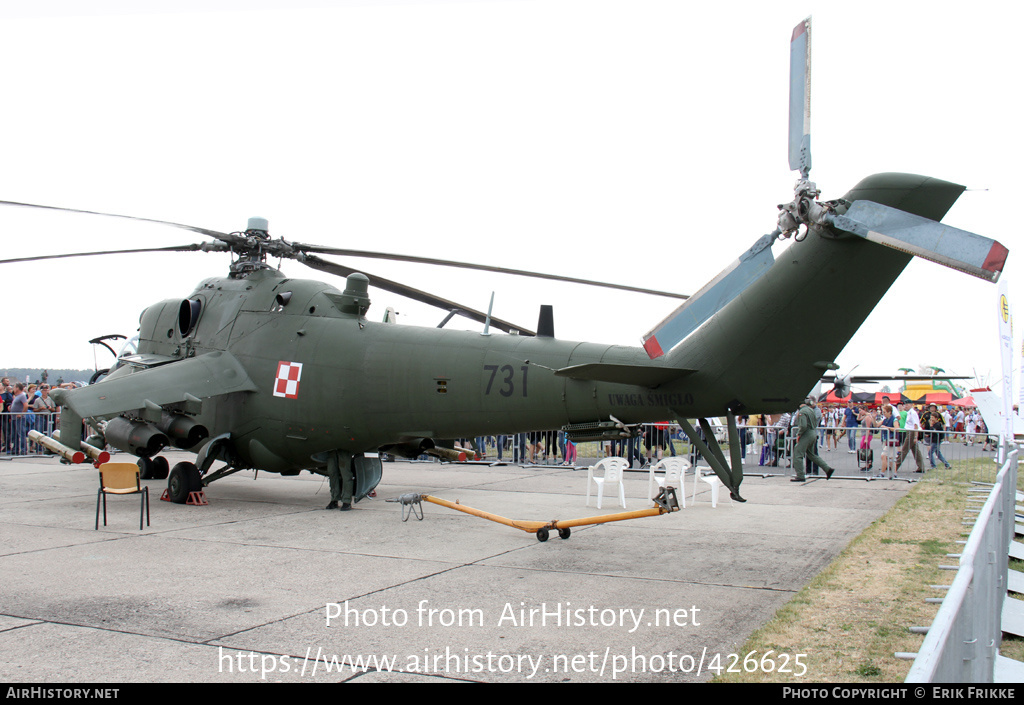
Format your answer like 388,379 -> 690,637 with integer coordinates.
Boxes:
0,0 -> 1019,394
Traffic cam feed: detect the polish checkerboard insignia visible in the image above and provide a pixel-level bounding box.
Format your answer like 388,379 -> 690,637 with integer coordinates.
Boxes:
273,361 -> 303,399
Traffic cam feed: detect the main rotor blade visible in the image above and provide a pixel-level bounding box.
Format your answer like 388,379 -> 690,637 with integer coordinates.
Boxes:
295,244 -> 688,300
788,17 -> 812,177
822,374 -> 971,383
0,200 -> 247,247
300,254 -> 536,336
0,243 -> 223,265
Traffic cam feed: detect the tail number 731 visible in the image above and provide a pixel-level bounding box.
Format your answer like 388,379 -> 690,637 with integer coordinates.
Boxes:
483,364 -> 529,398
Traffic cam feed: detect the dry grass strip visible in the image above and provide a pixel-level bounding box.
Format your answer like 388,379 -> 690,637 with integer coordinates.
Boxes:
714,471 -> 1024,682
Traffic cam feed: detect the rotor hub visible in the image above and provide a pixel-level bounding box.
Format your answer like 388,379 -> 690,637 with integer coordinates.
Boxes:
246,216 -> 269,235
775,179 -> 843,242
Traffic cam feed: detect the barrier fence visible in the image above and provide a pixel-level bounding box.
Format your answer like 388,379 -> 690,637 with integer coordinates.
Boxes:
0,411 -> 58,456
904,446 -> 1019,682
2,414 -> 1003,483
447,424 -> 1004,483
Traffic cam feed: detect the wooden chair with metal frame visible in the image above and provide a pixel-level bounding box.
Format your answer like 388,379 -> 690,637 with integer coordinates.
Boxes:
95,462 -> 150,530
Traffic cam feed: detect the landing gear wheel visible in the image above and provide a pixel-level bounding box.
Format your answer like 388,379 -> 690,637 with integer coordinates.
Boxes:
536,528 -> 549,542
558,527 -> 571,540
138,456 -> 169,480
167,462 -> 202,504
151,455 -> 169,480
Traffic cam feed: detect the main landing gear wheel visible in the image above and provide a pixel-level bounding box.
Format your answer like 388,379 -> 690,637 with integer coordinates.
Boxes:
536,528 -> 549,542
558,527 -> 571,540
167,461 -> 202,504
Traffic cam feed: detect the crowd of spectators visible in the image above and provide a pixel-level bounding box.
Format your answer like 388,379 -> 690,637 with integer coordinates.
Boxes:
456,401 -> 993,478
1,375 -> 77,455
460,423 -> 680,468
748,397 -> 993,478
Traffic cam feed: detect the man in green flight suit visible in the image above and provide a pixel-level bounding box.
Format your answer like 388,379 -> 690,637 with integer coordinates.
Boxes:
326,449 -> 355,511
791,397 -> 834,483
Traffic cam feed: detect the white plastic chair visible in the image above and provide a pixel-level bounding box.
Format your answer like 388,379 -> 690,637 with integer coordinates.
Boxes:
586,457 -> 628,509
647,457 -> 689,507
692,466 -> 724,508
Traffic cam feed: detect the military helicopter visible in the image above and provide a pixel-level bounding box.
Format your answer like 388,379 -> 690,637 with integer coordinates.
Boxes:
819,367 -> 971,401
2,17 -> 1007,508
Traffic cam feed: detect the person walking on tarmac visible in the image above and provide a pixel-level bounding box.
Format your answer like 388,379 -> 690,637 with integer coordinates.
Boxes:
791,397 -> 834,483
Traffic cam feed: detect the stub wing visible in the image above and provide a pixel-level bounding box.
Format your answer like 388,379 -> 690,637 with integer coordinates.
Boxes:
53,351 -> 257,419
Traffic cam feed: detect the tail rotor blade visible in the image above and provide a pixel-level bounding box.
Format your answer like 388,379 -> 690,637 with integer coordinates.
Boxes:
788,17 -> 812,177
827,200 -> 1008,282
642,234 -> 776,358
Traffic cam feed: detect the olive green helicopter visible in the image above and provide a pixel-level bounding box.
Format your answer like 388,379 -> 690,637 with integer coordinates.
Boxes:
1,18 -> 1007,510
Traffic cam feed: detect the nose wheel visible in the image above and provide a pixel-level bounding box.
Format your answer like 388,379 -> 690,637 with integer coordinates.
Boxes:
137,455 -> 169,480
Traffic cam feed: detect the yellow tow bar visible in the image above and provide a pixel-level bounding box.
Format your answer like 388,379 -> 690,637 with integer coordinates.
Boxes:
386,486 -> 680,542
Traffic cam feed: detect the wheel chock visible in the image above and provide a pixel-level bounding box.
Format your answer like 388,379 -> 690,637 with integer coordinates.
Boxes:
158,489 -> 209,505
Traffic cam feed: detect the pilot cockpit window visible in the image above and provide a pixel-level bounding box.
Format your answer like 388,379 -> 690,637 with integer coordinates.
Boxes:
116,335 -> 139,360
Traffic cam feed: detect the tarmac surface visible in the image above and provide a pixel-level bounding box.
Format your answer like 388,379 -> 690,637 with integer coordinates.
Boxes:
0,451 -> 915,683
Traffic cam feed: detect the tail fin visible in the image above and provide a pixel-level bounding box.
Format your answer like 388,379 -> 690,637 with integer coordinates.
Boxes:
655,173 -> 1003,413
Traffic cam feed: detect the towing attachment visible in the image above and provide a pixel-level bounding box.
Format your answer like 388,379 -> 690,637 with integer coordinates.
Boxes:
387,487 -> 680,542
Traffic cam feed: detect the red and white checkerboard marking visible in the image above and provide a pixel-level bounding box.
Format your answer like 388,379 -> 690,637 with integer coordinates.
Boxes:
273,361 -> 303,399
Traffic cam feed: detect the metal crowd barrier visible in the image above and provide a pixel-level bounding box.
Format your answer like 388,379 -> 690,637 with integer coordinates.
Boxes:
904,446 -> 1019,682
741,425 -> 1002,483
0,411 -> 59,456
427,424 -> 1004,483
5,415 -> 1003,485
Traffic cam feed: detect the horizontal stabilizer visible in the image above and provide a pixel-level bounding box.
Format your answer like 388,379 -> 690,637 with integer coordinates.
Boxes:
828,200 -> 1007,282
554,363 -> 694,387
642,234 -> 776,359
